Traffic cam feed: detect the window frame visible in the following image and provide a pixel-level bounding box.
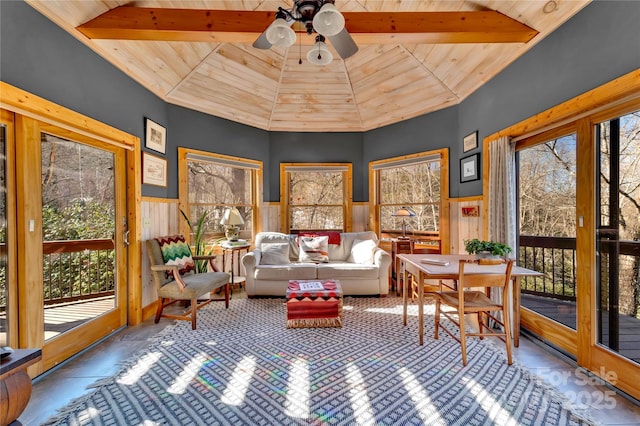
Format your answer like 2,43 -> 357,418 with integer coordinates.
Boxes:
369,149 -> 449,246
178,148 -> 263,242
279,163 -> 352,233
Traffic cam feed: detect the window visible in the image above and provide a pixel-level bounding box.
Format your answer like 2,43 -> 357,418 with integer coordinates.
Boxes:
370,150 -> 447,243
517,127 -> 578,330
280,163 -> 352,232
178,149 -> 262,241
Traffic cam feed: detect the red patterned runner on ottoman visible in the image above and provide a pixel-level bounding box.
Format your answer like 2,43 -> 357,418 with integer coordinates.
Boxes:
286,280 -> 343,328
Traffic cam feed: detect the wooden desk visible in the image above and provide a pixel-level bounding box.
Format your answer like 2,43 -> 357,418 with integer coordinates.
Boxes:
399,254 -> 543,348
0,348 -> 42,425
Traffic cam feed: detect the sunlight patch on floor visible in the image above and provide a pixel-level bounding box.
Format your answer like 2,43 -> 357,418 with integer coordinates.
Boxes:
399,367 -> 445,424
117,352 -> 162,386
346,363 -> 376,426
464,377 -> 518,425
221,356 -> 257,406
167,352 -> 208,394
285,357 -> 310,418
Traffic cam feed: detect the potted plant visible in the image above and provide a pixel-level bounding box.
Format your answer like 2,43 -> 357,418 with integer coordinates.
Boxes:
464,238 -> 512,259
180,209 -> 213,273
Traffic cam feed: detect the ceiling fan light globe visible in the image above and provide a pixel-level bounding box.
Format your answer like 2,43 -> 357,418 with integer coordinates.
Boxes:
266,18 -> 296,48
307,40 -> 333,65
312,3 -> 344,37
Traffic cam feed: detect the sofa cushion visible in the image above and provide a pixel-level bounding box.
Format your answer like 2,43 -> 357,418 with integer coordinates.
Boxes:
329,231 -> 379,261
298,231 -> 341,245
260,243 -> 290,265
254,264 -> 317,280
299,236 -> 329,263
347,239 -> 377,264
317,262 -> 379,280
255,232 -> 299,261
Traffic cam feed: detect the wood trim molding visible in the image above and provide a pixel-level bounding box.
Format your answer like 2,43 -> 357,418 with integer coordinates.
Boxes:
521,308 -> 577,355
451,195 -> 483,202
0,82 -> 138,149
485,69 -> 640,142
141,196 -> 178,203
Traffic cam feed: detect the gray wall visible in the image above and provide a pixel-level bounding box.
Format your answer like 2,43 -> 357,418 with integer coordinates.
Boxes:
2,1 -> 639,202
455,0 -> 640,197
168,105 -> 269,198
269,132 -> 363,202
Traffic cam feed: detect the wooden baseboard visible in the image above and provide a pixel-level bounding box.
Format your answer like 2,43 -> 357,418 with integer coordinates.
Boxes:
141,300 -> 158,322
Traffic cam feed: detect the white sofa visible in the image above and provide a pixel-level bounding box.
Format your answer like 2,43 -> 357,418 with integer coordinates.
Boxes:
242,231 -> 391,297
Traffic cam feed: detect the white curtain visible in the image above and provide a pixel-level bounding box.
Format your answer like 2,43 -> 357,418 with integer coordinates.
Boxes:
487,135 -> 516,325
488,135 -> 517,253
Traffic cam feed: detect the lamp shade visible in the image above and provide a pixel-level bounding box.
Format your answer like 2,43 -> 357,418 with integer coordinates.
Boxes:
392,207 -> 416,217
220,207 -> 245,226
265,18 -> 296,48
307,38 -> 333,66
312,3 -> 345,37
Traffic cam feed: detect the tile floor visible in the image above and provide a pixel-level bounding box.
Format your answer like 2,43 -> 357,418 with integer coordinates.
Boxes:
19,289 -> 640,425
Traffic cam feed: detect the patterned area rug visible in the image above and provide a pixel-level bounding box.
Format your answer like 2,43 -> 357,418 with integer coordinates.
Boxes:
43,297 -> 594,425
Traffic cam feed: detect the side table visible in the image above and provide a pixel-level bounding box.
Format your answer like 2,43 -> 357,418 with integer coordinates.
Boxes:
0,348 -> 42,425
391,238 -> 414,295
220,241 -> 251,289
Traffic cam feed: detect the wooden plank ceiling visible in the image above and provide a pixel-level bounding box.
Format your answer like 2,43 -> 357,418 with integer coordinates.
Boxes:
25,0 -> 591,132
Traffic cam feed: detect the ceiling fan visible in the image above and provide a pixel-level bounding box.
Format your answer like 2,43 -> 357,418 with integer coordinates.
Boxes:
252,0 -> 358,65
76,3 -> 539,60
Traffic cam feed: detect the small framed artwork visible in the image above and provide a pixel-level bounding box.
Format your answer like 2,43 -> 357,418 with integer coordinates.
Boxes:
142,152 -> 167,187
145,117 -> 166,154
463,131 -> 478,152
460,153 -> 480,183
461,205 -> 480,217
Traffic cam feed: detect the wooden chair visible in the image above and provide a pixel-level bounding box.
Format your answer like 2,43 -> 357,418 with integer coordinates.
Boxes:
434,259 -> 515,366
409,245 -> 445,302
146,238 -> 230,330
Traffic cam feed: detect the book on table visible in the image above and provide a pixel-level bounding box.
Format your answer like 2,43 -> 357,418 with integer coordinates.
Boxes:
221,239 -> 249,248
298,281 -> 325,291
420,258 -> 450,266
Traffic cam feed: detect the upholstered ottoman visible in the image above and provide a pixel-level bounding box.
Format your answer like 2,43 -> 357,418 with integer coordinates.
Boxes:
286,280 -> 343,328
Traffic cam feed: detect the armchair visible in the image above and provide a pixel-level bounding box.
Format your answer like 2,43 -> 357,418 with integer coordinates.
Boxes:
146,236 -> 230,330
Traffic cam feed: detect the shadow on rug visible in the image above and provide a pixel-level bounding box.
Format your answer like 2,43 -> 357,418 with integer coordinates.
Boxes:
43,297 -> 594,425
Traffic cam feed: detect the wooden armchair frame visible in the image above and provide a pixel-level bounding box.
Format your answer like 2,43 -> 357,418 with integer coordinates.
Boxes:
146,239 -> 230,330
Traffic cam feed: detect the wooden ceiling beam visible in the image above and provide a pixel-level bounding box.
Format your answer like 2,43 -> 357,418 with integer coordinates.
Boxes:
76,7 -> 538,44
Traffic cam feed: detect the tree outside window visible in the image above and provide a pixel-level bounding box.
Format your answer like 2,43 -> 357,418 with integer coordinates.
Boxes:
180,150 -> 261,243
281,164 -> 351,233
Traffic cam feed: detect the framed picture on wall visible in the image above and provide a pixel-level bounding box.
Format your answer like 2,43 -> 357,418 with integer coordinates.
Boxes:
145,117 -> 166,154
463,131 -> 478,152
142,152 -> 167,187
460,153 -> 480,183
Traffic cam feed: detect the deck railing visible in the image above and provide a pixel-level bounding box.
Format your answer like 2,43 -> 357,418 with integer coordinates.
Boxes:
43,239 -> 115,306
519,235 -> 640,303
519,235 -> 577,301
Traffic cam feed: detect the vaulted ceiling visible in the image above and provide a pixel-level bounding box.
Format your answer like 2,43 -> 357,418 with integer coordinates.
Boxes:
26,1 -> 590,132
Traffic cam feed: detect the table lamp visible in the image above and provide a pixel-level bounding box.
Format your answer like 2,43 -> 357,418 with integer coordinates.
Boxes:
392,207 -> 415,239
220,207 -> 244,241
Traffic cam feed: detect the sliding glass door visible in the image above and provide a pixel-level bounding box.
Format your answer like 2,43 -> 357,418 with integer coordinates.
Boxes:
2,110 -> 129,371
518,129 -> 578,332
595,109 -> 640,365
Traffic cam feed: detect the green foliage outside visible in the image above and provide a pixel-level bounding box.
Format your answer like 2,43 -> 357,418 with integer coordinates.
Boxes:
42,199 -> 115,302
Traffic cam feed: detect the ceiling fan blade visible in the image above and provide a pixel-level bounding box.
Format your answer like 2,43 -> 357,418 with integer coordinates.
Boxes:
328,28 -> 358,59
253,30 -> 272,49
